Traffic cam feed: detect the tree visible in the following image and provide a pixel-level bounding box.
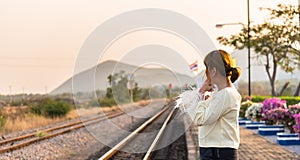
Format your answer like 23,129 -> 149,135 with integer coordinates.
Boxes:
217,4 -> 300,96
103,71 -> 141,105
132,82 -> 142,101
111,71 -> 131,103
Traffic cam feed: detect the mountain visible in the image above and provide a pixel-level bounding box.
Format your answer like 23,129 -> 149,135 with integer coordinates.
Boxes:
51,60 -> 196,94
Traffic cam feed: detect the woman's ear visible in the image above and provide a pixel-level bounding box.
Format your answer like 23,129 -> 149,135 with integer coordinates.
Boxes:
210,67 -> 217,77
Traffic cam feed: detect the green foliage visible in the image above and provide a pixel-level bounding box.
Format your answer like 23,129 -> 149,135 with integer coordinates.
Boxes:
250,95 -> 300,106
251,96 -> 268,103
132,83 -> 142,101
10,100 -> 27,106
99,97 -> 117,107
35,131 -> 48,137
280,96 -> 300,106
30,98 -> 73,118
217,4 -> 300,96
97,71 -> 178,107
102,71 -> 143,106
139,88 -> 150,100
105,71 -> 129,104
105,88 -> 113,99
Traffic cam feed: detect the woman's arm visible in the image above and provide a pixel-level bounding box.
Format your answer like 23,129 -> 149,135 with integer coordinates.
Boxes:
186,90 -> 228,126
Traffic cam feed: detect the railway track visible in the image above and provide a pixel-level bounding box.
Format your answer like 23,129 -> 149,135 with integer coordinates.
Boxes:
98,103 -> 179,160
0,110 -> 124,153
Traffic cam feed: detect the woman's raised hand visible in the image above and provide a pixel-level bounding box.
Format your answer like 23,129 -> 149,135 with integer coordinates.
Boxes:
199,79 -> 213,94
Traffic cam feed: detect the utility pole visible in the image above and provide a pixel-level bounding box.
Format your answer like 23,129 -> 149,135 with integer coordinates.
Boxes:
247,0 -> 251,96
215,0 -> 251,96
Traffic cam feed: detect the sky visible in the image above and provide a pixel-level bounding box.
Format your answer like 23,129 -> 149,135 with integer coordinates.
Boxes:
0,0 -> 299,94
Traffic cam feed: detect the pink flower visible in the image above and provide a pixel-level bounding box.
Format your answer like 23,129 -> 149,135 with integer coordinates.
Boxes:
293,113 -> 300,133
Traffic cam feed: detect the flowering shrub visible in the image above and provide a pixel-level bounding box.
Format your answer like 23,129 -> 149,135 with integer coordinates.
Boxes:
293,113 -> 300,133
240,100 -> 252,118
262,103 -> 300,132
288,104 -> 300,115
245,103 -> 263,122
287,104 -> 300,133
264,108 -> 291,124
262,98 -> 286,114
262,98 -> 286,125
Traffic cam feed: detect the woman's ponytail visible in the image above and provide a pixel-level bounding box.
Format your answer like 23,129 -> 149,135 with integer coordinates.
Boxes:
204,50 -> 242,83
230,67 -> 241,83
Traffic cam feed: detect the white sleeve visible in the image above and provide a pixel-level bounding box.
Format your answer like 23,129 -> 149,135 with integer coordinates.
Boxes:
185,100 -> 207,125
185,91 -> 228,126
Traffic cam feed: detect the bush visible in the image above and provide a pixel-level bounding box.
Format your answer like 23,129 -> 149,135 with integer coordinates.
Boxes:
264,108 -> 290,125
240,100 -> 252,118
99,98 -> 116,107
293,113 -> 300,133
250,96 -> 300,106
139,88 -> 150,100
251,96 -> 268,103
261,98 -> 286,125
30,98 -> 73,118
245,103 -> 263,122
279,96 -> 300,106
286,104 -> 300,133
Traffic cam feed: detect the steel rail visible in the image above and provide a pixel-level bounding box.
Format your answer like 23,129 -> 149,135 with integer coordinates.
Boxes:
0,111 -> 118,146
98,107 -> 169,160
143,107 -> 176,160
0,111 -> 124,153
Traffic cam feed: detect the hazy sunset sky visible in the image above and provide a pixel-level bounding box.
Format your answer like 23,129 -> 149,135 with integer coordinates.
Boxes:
0,0 -> 298,94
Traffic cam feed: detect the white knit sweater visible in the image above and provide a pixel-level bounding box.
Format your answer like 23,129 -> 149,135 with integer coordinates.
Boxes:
186,87 -> 241,149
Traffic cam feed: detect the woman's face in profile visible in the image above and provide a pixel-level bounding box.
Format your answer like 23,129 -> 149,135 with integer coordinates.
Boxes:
205,67 -> 212,83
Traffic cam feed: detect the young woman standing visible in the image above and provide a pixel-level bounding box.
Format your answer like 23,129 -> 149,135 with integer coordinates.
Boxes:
186,50 -> 242,160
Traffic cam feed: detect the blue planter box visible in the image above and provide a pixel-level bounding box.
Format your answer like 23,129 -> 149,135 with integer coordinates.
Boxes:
277,133 -> 300,145
245,121 -> 265,129
258,125 -> 284,136
238,118 -> 251,125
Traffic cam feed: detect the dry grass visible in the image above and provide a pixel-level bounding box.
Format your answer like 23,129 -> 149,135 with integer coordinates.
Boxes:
0,99 -> 162,135
2,114 -> 59,134
0,105 -> 125,134
0,106 -> 79,135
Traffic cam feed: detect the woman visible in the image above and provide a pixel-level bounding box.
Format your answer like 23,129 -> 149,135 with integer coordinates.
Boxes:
186,50 -> 242,160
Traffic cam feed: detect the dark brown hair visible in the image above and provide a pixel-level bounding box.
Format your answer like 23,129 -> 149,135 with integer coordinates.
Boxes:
204,50 -> 241,83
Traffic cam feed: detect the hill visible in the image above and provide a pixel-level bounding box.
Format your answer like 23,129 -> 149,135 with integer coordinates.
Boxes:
51,60 -> 196,94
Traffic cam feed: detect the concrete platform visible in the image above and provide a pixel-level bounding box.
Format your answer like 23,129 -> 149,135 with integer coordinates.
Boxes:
185,125 -> 300,159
